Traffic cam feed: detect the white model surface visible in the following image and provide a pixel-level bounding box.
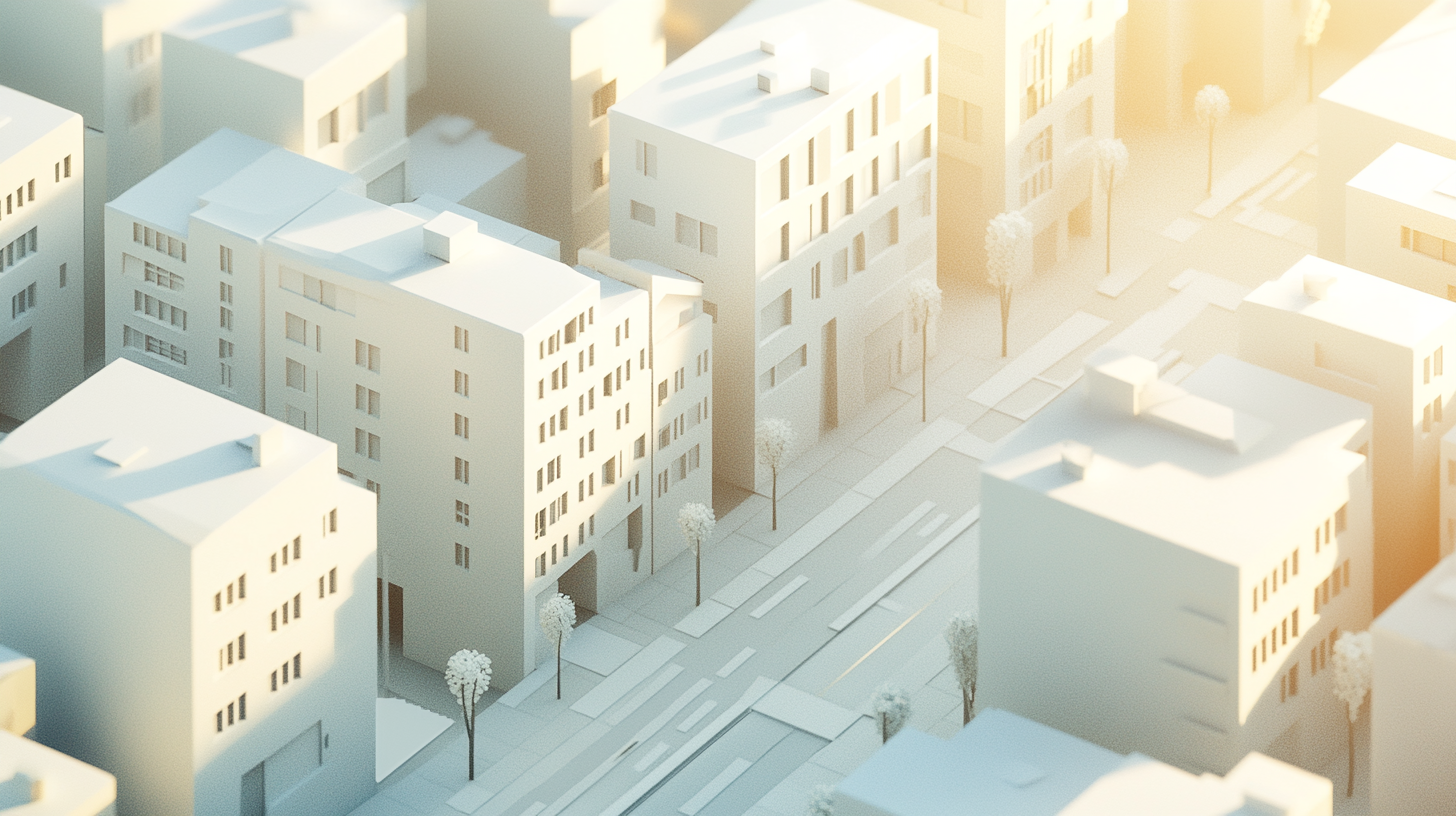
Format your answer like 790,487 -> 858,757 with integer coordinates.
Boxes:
407,115 -> 528,229
263,190 -> 692,686
163,0 -> 410,203
105,128 -> 363,412
0,730 -> 118,816
1317,0 -> 1456,263
1240,255 -> 1456,614
1346,142 -> 1456,301
0,645 -> 36,739
855,0 -> 1125,282
426,0 -> 667,262
0,86 -> 85,423
835,709 -> 1332,816
1370,552 -> 1456,815
610,0 -> 939,494
0,359 -> 377,816
981,351 -> 1373,775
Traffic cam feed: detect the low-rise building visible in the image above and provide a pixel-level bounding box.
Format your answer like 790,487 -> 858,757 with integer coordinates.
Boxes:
981,351 -> 1373,775
1346,142 -> 1456,301
1240,256 -> 1456,613
0,85 -> 86,423
1371,552 -> 1456,816
0,359 -> 377,816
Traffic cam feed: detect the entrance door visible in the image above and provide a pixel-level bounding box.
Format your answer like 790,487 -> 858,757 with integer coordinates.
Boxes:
240,762 -> 264,816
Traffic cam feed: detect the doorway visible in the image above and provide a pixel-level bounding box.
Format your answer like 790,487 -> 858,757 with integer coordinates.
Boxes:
240,762 -> 264,816
387,582 -> 403,651
558,550 -> 598,624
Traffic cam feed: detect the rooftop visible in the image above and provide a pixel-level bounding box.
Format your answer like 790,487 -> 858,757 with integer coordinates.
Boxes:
984,354 -> 1370,566
269,191 -> 597,335
1374,551 -> 1456,654
1320,0 -> 1456,145
0,85 -> 81,166
406,116 -> 525,204
611,0 -> 936,160
400,194 -> 559,261
1348,142 -> 1456,223
169,0 -> 404,80
0,360 -> 338,547
109,128 -> 274,235
1244,255 -> 1456,348
0,731 -> 116,816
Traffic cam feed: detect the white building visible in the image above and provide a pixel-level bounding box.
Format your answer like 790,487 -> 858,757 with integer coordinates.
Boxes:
105,128 -> 364,412
610,0 -> 939,494
836,709 -> 1332,816
1346,143 -> 1456,301
0,359 -> 377,816
981,351 -> 1373,775
1240,256 -> 1456,614
1317,0 -> 1456,264
0,645 -> 35,739
163,0 -> 410,203
0,86 -> 86,423
1371,553 -> 1456,816
0,0 -> 207,368
857,0 -> 1125,280
407,115 -> 528,229
426,0 -> 667,261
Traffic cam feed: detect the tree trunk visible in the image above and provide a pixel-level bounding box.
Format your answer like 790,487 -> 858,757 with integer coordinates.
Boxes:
1206,124 -> 1215,196
771,469 -> 778,531
962,688 -> 970,725
920,314 -> 928,422
881,715 -> 888,744
1105,177 -> 1114,276
1347,717 -> 1355,798
999,286 -> 1011,357
463,692 -> 476,781
556,637 -> 562,700
695,545 -> 701,607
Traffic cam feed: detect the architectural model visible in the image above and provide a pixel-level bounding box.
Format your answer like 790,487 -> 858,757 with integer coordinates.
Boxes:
1,0 -> 1454,814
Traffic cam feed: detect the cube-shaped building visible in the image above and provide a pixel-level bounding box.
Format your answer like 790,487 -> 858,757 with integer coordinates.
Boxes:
1346,142 -> 1456,301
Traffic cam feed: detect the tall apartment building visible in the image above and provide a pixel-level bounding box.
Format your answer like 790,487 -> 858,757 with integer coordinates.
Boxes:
1317,0 -> 1456,264
610,0 -> 939,493
0,0 -> 206,370
837,709 -> 1332,816
0,359 -> 377,816
426,0 -> 667,262
858,0 -> 1125,279
105,128 -> 365,411
0,86 -> 86,423
981,351 -> 1374,775
1240,256 -> 1456,614
1346,143 -> 1456,300
1371,553 -> 1456,816
163,0 -> 410,203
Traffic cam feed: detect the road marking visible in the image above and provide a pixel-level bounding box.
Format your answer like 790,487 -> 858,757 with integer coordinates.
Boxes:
679,758 -> 753,815
633,742 -> 669,773
860,501 -> 934,560
916,513 -> 948,537
677,700 -> 718,732
716,647 -> 756,678
606,664 -> 684,726
750,575 -> 808,619
830,508 -> 979,632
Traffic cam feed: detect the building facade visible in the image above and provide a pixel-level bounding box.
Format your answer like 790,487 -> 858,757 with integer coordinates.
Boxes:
610,0 -> 939,493
981,351 -> 1373,775
0,359 -> 377,816
1346,142 -> 1456,301
1240,256 -> 1456,613
0,85 -> 86,423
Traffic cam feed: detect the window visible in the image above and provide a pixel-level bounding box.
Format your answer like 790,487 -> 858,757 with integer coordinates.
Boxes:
286,313 -> 307,343
592,79 -> 617,119
780,222 -> 790,262
355,428 -> 380,460
1403,227 -> 1456,265
455,457 -> 470,484
293,653 -> 302,680
455,413 -> 470,439
811,262 -> 822,299
122,325 -> 186,365
635,435 -> 646,460
593,153 -> 609,190
924,56 -> 933,95
636,140 -> 658,177
456,500 -> 470,526
780,155 -> 790,201
1022,27 -> 1052,121
59,263 -> 66,288
536,553 -> 547,577
631,200 -> 656,226
872,157 -> 880,197
328,508 -> 336,533
129,81 -> 158,124
853,233 -> 867,272
319,108 -> 340,147
455,326 -> 469,352
807,138 -> 816,185
603,457 -> 617,485
871,92 -> 879,137
760,290 -> 792,339
355,341 -> 381,372
1,228 -> 38,270
1020,126 -> 1053,206
356,385 -> 381,417
364,73 -> 389,122
220,246 -> 233,274
455,370 -> 469,397
329,567 -> 337,594
455,543 -> 471,569
286,359 -> 307,391
846,109 -> 855,152
1068,38 -> 1092,86
939,95 -> 982,144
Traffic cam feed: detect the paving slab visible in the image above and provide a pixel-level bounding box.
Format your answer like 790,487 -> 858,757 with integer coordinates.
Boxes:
852,417 -> 964,498
1161,217 -> 1204,242
968,311 -> 1110,407
377,697 -> 454,783
571,636 -> 685,718
752,683 -> 861,741
750,575 -> 809,619
673,599 -> 733,638
753,491 -> 874,578
680,758 -> 753,815
830,508 -> 980,631
560,622 -> 642,676
711,567 -> 775,608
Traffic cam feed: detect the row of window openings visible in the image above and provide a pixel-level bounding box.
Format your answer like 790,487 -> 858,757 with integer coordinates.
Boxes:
11,283 -> 36,321
317,73 -> 389,149
541,345 -> 600,397
270,654 -> 303,692
1314,505 -> 1347,556
0,179 -> 34,222
133,222 -> 186,261
656,361 -> 699,406
540,311 -> 592,359
780,206 -> 899,275
213,574 -> 247,612
216,693 -> 246,733
1270,628 -> 1347,705
655,444 -> 703,497
659,406 -> 705,449
1402,226 -> 1456,266
1312,559 -> 1352,615
3,227 -> 37,269
123,324 -> 185,365
1252,545 -> 1303,613
1251,610 -> 1299,673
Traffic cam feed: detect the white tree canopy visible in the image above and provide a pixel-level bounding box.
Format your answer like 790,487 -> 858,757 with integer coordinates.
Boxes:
985,211 -> 1033,289
1304,0 -> 1331,46
1331,630 -> 1373,722
678,502 -> 716,553
1194,85 -> 1231,128
757,418 -> 794,470
807,784 -> 835,816
539,592 -> 577,646
1095,138 -> 1129,191
445,649 -> 492,709
944,612 -> 979,696
907,278 -> 943,334
871,683 -> 911,741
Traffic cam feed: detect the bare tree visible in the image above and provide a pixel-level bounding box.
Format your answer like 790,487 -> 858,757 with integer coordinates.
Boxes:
756,418 -> 793,531
907,278 -> 943,421
1304,0 -> 1331,102
943,612 -> 979,725
1194,85 -> 1231,196
806,784 -> 835,816
444,649 -> 492,781
871,683 -> 911,744
985,211 -> 1032,357
678,502 -> 716,607
1095,138 -> 1129,277
539,592 -> 576,700
1331,630 -> 1373,798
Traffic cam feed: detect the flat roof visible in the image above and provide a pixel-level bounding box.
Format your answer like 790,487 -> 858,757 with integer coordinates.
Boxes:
1244,255 -> 1456,348
407,116 -> 525,204
0,731 -> 115,815
0,85 -> 81,166
1348,142 -> 1456,223
1375,552 -> 1456,654
984,354 -> 1370,567
108,128 -> 276,236
169,0 -> 403,80
1320,0 -> 1456,144
612,0 -> 936,160
399,194 -> 559,261
269,191 -> 597,335
195,140 -> 363,240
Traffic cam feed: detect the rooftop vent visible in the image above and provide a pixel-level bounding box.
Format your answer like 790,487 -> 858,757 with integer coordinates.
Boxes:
810,67 -> 834,94
757,70 -> 779,93
1303,270 -> 1338,300
423,211 -> 477,263
1061,442 -> 1093,480
237,425 -> 284,467
95,438 -> 147,468
1085,351 -> 1159,416
760,33 -> 804,57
